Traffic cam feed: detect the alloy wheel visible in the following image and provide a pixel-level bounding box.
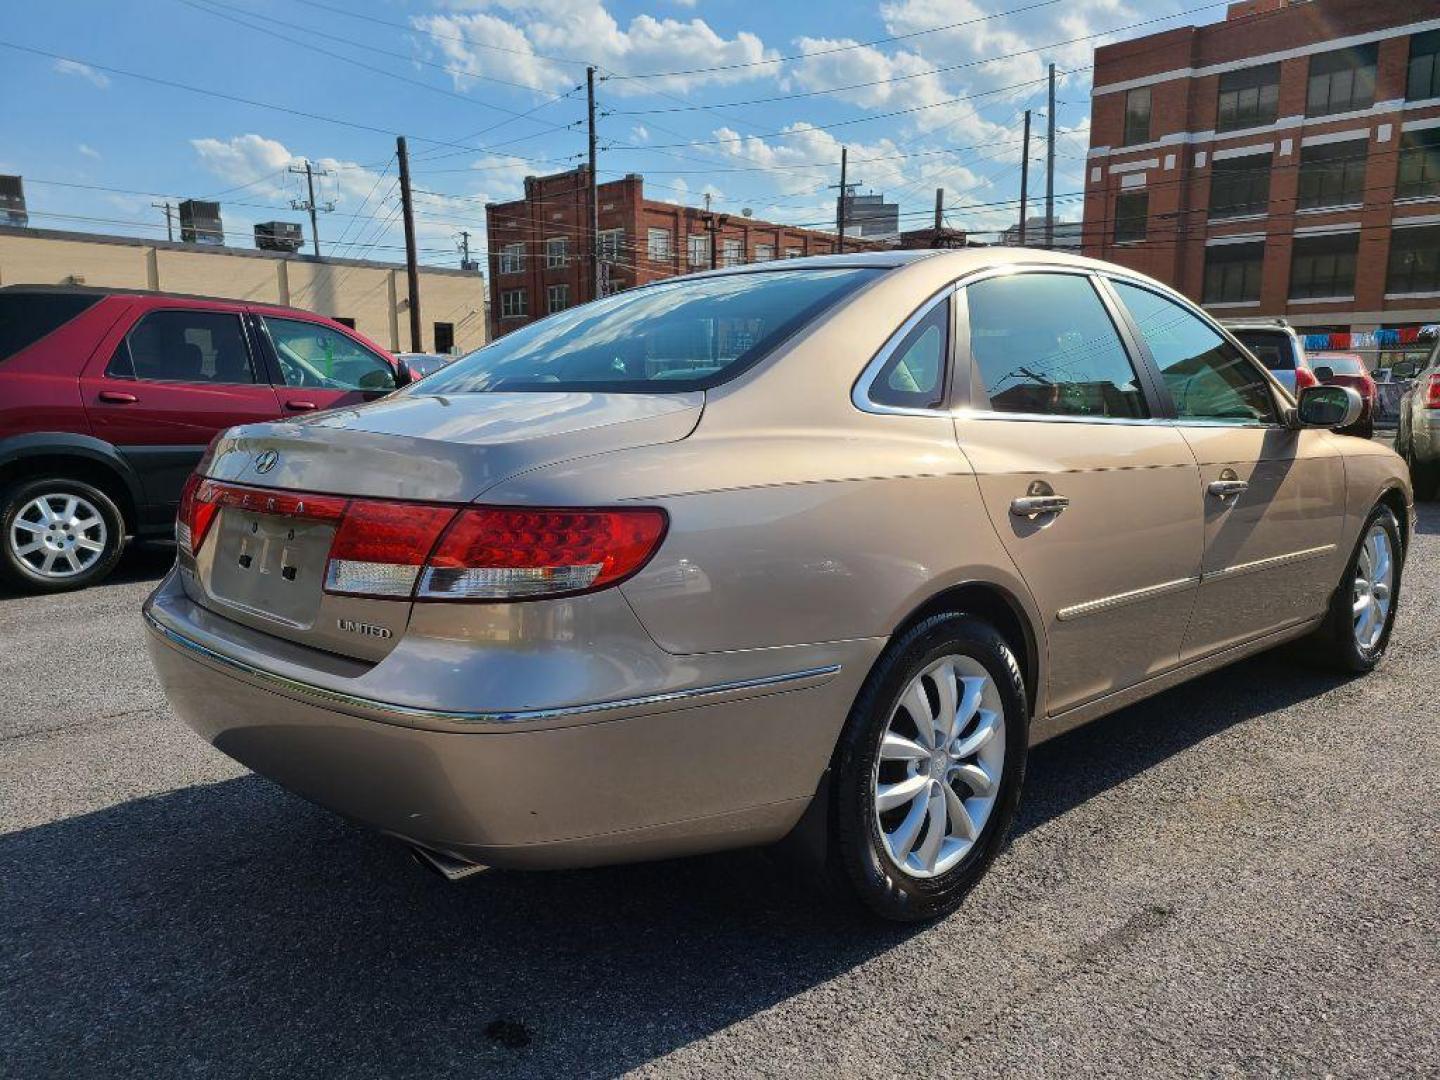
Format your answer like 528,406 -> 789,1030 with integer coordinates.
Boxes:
872,655 -> 1005,879
1352,523 -> 1394,651
8,493 -> 109,579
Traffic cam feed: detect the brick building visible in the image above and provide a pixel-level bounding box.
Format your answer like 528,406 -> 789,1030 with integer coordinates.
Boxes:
1083,0 -> 1440,353
484,168 -> 864,338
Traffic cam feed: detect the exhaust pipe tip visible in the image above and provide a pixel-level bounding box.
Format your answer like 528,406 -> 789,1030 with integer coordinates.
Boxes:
408,844 -> 488,882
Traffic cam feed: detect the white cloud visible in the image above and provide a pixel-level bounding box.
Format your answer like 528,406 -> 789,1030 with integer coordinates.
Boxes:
53,59 -> 110,89
630,124 -> 650,143
77,144 -> 101,160
190,134 -> 296,195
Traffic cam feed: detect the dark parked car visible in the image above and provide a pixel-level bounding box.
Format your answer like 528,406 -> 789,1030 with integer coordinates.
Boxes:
0,284 -> 405,592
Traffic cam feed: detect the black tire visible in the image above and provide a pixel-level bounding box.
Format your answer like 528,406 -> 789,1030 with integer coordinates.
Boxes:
0,478 -> 127,594
828,612 -> 1028,922
1309,504 -> 1404,673
1406,443 -> 1440,502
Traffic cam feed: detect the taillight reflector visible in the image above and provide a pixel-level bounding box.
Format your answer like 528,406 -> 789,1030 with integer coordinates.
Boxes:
1293,366 -> 1318,391
1426,373 -> 1440,409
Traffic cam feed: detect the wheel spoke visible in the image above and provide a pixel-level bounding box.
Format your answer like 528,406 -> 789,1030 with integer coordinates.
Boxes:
39,550 -> 58,574
59,550 -> 81,572
953,709 -> 999,759
876,774 -> 929,812
932,663 -> 957,743
880,733 -> 928,761
1352,592 -> 1371,616
886,792 -> 930,862
72,515 -> 102,533
943,782 -> 977,840
914,786 -> 947,872
61,496 -> 78,523
901,682 -> 936,749
951,762 -> 993,797
12,518 -> 44,535
74,537 -> 104,554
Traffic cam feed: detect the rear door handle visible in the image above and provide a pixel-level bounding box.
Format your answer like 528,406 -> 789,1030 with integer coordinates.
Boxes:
1010,495 -> 1070,517
284,400 -> 318,411
1207,480 -> 1249,499
98,390 -> 138,404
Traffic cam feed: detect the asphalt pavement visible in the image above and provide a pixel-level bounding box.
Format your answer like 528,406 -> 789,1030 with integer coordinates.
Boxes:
2,506 -> 1438,1079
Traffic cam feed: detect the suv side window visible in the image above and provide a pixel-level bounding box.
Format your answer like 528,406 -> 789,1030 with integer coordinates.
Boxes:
1111,281 -> 1278,425
870,295 -> 949,410
109,309 -> 257,384
263,317 -> 396,392
967,272 -> 1149,419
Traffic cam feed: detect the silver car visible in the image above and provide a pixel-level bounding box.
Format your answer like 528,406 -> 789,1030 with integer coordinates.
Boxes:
1396,333 -> 1440,501
146,250 -> 1411,921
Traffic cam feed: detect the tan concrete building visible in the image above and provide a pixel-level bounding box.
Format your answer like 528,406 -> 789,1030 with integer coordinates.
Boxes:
0,225 -> 489,355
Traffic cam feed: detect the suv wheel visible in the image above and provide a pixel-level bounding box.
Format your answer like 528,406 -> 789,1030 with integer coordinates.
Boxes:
829,613 -> 1028,922
0,478 -> 126,593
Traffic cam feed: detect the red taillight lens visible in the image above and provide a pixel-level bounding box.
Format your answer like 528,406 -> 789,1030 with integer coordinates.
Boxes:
1425,373 -> 1440,410
324,501 -> 457,598
418,507 -> 668,600
1293,365 -> 1318,391
177,474 -> 222,555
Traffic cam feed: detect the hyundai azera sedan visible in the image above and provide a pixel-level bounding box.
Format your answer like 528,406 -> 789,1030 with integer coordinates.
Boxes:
145,250 -> 1411,921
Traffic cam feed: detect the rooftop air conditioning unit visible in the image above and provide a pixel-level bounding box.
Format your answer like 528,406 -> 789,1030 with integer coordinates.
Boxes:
254,220 -> 304,253
179,199 -> 224,246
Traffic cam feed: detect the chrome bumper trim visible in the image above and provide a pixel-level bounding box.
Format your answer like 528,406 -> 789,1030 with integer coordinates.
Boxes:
143,607 -> 840,728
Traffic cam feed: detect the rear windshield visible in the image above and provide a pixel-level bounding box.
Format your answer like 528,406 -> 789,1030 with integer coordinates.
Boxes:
422,268 -> 882,393
0,292 -> 102,362
1309,354 -> 1365,375
1231,329 -> 1297,371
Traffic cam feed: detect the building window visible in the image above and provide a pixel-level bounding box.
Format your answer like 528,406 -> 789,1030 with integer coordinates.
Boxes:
1297,139 -> 1368,210
1386,225 -> 1440,295
754,244 -> 775,262
1289,232 -> 1359,300
1409,29 -> 1440,102
721,238 -> 742,267
500,289 -> 528,319
499,243 -> 524,275
1122,87 -> 1151,146
1306,44 -> 1377,118
1216,64 -> 1280,133
1209,153 -> 1272,219
1203,242 -> 1264,304
687,234 -> 709,268
546,284 -> 569,313
1114,191 -> 1148,243
434,322 -> 455,354
545,237 -> 567,269
1397,128 -> 1440,200
647,227 -> 672,262
598,229 -> 624,262
784,247 -> 802,258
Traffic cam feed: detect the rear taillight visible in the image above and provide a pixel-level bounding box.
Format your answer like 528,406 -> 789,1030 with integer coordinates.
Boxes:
1293,366 -> 1318,391
324,501 -> 457,598
177,474 -> 221,555
1425,373 -> 1440,410
417,507 -> 668,600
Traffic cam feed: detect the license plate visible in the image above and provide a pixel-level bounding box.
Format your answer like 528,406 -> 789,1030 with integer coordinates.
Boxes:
205,509 -> 336,627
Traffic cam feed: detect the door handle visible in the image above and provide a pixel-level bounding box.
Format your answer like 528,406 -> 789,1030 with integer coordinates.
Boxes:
284,400 -> 318,411
98,390 -> 138,404
1207,479 -> 1249,499
1010,494 -> 1070,517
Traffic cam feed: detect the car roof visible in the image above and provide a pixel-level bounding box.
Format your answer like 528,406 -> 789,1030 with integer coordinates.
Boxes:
0,282 -> 336,320
672,246 -> 1148,280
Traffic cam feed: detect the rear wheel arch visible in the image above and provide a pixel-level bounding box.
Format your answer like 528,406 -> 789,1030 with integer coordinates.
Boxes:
0,436 -> 142,535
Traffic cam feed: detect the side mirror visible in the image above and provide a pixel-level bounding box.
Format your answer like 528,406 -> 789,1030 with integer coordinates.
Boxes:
1295,383 -> 1362,429
1311,364 -> 1334,382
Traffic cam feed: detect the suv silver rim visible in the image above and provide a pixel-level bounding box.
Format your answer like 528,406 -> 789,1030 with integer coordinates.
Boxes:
9,493 -> 108,579
872,655 -> 1005,879
1353,523 -> 1393,652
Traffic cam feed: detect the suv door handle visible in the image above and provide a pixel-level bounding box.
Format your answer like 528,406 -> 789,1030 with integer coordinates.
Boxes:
284,400 -> 318,411
1010,495 -> 1070,517
98,390 -> 138,404
1207,479 -> 1249,499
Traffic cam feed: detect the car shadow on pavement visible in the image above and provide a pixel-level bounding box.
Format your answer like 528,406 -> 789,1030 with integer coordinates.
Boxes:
2,647 -> 1353,1080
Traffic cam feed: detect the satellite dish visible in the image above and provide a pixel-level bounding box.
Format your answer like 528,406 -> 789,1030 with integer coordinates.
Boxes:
742,207 -> 753,217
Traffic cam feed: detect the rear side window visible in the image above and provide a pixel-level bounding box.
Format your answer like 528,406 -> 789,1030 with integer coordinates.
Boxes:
0,292 -> 101,362
967,272 -> 1149,419
109,310 -> 257,384
1309,354 -> 1365,375
870,296 -> 949,410
1231,330 -> 1297,371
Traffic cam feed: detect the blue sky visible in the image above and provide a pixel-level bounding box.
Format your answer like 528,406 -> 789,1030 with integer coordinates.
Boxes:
1,0 -> 1204,267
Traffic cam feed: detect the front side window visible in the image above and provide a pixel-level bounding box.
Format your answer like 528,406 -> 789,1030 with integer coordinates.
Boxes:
1297,139 -> 1368,209
427,268 -> 881,394
1307,44 -> 1377,117
264,317 -> 396,392
1409,29 -> 1440,102
1111,281 -> 1276,425
1114,191 -> 1148,242
1122,87 -> 1151,146
647,227 -> 672,262
545,237 -> 567,269
1289,232 -> 1359,299
1209,153 -> 1272,218
869,296 -> 949,411
547,284 -> 569,314
1387,225 -> 1440,295
111,309 -> 255,384
967,272 -> 1148,419
1397,128 -> 1440,200
1203,242 -> 1265,304
499,243 -> 524,275
1217,63 -> 1280,132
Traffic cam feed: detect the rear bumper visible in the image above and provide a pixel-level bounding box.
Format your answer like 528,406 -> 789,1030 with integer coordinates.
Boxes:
143,571 -> 878,868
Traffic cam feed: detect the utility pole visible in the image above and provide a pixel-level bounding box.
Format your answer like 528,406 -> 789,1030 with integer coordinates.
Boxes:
700,197 -> 728,270
1019,109 -> 1031,247
587,66 -> 599,301
1045,62 -> 1056,251
151,201 -> 174,243
458,229 -> 473,270
396,136 -> 422,353
288,159 -> 335,258
833,147 -> 850,254
934,187 -> 943,232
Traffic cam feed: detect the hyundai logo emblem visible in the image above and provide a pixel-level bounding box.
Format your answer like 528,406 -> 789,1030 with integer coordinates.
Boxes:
254,450 -> 279,475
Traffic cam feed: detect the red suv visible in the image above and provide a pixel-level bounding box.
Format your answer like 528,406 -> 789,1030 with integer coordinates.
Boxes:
0,284 -> 407,592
